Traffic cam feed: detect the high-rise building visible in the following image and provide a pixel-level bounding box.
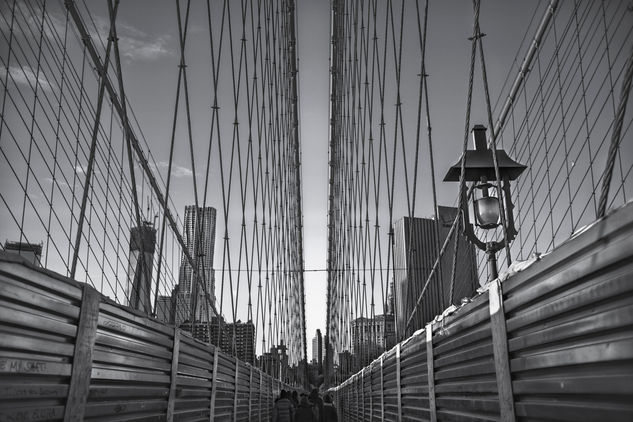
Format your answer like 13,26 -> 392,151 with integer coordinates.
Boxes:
393,206 -> 478,338
225,320 -> 256,364
312,329 -> 324,366
175,206 -> 217,324
260,341 -> 289,381
387,280 -> 395,315
155,292 -> 176,324
3,241 -> 42,266
125,222 -> 156,313
350,314 -> 396,368
180,316 -> 226,347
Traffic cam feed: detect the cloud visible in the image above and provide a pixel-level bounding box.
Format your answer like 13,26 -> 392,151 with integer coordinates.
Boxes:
118,35 -> 173,61
150,161 -> 193,178
43,177 -> 69,188
0,66 -> 53,92
91,15 -> 174,62
1,2 -> 174,62
0,1 -> 67,42
74,163 -> 101,176
75,164 -> 86,175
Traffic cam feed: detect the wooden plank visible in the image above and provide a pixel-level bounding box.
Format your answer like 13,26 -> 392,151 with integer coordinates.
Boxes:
434,340 -> 493,367
0,281 -> 80,318
98,301 -> 173,335
209,347 -> 219,421
95,332 -> 173,359
506,271 -> 633,334
426,324 -> 436,422
90,367 -> 171,383
0,358 -> 71,376
489,279 -> 516,422
2,405 -> 65,421
88,385 -> 169,399
167,328 -> 180,422
92,348 -> 171,371
0,383 -> 68,400
64,285 -> 100,422
510,337 -> 633,372
508,302 -> 633,352
0,306 -> 77,337
98,314 -> 173,348
1,332 -> 75,356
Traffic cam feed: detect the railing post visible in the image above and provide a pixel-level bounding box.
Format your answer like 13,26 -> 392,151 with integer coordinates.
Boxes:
233,360 -> 239,422
396,343 -> 402,422
259,371 -> 263,421
356,373 -> 359,419
64,286 -> 100,422
167,328 -> 180,422
363,368 -> 367,420
380,355 -> 385,421
248,366 -> 253,420
369,364 -> 373,421
209,347 -> 219,421
426,324 -> 436,422
489,279 -> 516,421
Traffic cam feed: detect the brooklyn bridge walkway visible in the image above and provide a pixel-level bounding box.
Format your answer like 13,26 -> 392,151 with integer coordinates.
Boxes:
1,0 -> 632,420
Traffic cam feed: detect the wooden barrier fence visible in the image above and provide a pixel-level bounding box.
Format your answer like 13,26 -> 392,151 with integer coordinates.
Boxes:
0,252 -> 293,421
329,201 -> 633,421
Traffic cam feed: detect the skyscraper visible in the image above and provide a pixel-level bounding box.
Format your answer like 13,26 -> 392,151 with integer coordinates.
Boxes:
225,320 -> 256,364
350,314 -> 395,368
312,329 -> 324,366
393,206 -> 478,338
155,291 -> 176,324
125,222 -> 156,314
175,206 -> 217,324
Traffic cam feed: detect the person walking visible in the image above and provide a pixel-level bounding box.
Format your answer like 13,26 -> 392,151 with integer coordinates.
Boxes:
308,389 -> 323,422
272,390 -> 295,422
322,394 -> 338,422
294,395 -> 315,422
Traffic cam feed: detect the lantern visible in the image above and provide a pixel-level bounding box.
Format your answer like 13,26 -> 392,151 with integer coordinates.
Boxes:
443,125 -> 526,280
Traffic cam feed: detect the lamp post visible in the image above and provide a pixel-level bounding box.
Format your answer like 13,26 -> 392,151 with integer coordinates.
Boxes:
443,125 -> 527,281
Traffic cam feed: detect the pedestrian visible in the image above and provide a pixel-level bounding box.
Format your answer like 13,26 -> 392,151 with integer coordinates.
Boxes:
294,395 -> 315,422
272,390 -> 295,422
308,389 -> 323,422
291,390 -> 299,408
322,394 -> 338,422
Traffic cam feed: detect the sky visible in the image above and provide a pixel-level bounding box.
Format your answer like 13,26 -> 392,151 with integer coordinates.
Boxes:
0,0 -> 564,360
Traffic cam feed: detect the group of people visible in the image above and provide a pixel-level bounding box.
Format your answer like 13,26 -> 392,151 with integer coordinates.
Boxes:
272,388 -> 338,422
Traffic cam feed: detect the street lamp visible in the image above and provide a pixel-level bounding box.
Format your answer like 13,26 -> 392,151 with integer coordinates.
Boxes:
443,125 -> 526,281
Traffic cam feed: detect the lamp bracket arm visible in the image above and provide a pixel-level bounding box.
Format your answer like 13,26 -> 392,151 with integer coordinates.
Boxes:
501,175 -> 518,242
460,188 -> 486,250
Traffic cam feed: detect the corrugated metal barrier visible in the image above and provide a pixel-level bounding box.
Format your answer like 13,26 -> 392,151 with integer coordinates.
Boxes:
329,201 -> 633,421
0,252 -> 292,421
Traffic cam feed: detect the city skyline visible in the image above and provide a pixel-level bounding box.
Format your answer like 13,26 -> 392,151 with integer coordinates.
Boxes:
2,0 -> 627,365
